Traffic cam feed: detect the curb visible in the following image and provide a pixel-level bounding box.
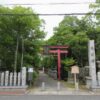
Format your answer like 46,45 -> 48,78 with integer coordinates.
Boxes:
0,91 -> 26,95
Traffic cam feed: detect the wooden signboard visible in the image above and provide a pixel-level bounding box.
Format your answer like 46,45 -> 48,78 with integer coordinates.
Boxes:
71,65 -> 79,90
71,65 -> 79,74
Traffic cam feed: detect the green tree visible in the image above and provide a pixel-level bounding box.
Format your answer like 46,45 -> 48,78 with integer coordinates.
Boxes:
62,58 -> 75,71
0,6 -> 45,71
48,16 -> 89,68
85,0 -> 100,60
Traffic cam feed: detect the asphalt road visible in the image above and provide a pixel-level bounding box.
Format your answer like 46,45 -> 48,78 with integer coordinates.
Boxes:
0,95 -> 100,100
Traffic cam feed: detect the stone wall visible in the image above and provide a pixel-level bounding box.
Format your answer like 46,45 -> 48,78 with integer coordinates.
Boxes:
78,67 -> 89,83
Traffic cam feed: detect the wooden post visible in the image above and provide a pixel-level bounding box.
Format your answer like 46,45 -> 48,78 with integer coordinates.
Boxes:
71,65 -> 79,90
74,73 -> 77,87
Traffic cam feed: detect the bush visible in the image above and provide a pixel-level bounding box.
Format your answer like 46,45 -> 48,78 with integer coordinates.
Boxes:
32,71 -> 38,83
62,58 -> 76,71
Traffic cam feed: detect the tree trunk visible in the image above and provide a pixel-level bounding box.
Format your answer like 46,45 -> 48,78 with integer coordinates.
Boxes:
21,36 -> 24,69
14,37 -> 19,72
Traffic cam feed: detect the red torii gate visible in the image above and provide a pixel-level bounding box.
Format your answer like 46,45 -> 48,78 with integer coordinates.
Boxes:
44,46 -> 68,80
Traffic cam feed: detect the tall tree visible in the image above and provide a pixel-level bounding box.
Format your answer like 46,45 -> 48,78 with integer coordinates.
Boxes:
86,0 -> 100,60
48,16 -> 89,67
0,6 -> 45,71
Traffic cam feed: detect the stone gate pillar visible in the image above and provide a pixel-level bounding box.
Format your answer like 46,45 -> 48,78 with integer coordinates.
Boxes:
88,40 -> 97,88
21,67 -> 26,86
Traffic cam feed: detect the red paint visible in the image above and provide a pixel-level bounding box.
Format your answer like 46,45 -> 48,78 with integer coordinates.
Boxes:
49,50 -> 68,54
58,49 -> 61,80
48,46 -> 69,49
48,46 -> 68,80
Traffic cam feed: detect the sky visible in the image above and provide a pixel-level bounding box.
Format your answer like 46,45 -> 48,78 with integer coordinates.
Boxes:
0,0 -> 96,40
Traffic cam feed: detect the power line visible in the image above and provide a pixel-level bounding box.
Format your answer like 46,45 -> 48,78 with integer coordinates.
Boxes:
0,2 -> 99,6
0,13 -> 99,16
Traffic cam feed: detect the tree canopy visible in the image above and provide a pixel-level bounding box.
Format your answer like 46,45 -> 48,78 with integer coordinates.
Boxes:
0,6 -> 45,71
47,11 -> 100,68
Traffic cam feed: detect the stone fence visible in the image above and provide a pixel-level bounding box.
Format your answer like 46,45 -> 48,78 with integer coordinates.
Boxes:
0,67 -> 27,88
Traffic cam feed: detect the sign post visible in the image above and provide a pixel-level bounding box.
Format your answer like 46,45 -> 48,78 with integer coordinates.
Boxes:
71,65 -> 79,90
28,67 -> 34,86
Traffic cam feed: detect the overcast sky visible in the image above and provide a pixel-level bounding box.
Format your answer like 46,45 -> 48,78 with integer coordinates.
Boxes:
0,0 -> 96,40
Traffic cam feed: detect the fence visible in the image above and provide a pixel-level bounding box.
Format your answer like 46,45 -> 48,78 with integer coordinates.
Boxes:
0,67 -> 26,87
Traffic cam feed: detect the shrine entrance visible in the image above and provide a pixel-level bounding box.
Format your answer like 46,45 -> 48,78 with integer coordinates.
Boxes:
44,45 -> 69,80
28,45 -> 69,93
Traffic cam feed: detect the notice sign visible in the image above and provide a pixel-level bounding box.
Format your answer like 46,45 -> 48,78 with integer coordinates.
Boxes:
71,66 -> 79,74
28,68 -> 34,73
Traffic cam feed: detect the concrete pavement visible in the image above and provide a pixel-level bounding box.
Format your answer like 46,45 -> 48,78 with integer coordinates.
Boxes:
0,71 -> 100,95
33,71 -> 66,90
27,71 -> 100,95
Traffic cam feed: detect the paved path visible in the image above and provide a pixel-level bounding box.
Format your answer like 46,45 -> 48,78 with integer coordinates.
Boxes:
28,71 -> 70,94
27,71 -> 96,95
33,71 -> 66,90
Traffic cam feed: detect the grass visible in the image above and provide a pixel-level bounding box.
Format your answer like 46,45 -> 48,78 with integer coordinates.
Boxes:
62,81 -> 75,88
61,80 -> 88,91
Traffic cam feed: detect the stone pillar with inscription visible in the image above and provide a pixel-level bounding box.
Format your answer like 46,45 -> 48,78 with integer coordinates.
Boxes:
88,40 -> 97,88
5,71 -> 9,86
21,67 -> 26,86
